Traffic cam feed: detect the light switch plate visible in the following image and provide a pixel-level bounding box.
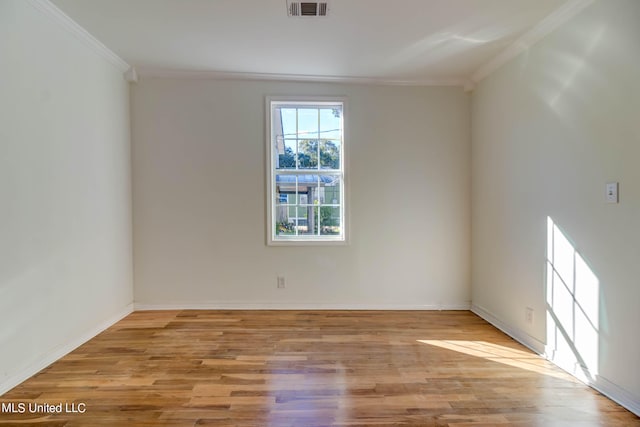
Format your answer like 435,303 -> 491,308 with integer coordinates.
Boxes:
606,182 -> 618,203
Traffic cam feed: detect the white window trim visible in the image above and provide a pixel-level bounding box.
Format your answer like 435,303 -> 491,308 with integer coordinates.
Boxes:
265,96 -> 349,246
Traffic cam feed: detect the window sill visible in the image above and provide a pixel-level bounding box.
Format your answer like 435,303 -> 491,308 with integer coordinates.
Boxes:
267,237 -> 348,247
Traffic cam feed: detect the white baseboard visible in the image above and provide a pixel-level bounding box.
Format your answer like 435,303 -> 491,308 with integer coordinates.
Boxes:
471,303 -> 545,354
0,303 -> 134,396
471,303 -> 640,417
134,301 -> 471,311
592,375 -> 640,416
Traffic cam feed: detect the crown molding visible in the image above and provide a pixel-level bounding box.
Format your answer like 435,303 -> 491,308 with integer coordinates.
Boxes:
463,80 -> 476,92
471,0 -> 595,83
135,67 -> 467,87
124,66 -> 138,83
26,0 -> 130,73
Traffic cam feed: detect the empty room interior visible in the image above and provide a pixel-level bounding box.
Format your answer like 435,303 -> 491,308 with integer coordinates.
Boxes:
1,0 -> 639,425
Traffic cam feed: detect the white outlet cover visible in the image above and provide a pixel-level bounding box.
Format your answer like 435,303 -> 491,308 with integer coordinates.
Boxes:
606,182 -> 619,203
525,307 -> 534,324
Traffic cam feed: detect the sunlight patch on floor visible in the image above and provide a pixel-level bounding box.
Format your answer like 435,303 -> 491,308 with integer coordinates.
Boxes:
417,339 -> 577,381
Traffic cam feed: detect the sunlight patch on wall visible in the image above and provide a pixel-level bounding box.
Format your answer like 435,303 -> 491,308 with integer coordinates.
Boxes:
546,217 -> 599,383
547,25 -> 605,109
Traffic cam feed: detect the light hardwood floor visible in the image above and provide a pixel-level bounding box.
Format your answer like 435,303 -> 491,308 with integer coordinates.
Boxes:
1,310 -> 638,426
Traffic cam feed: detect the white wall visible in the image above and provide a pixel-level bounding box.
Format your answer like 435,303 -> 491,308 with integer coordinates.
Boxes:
472,0 -> 640,411
0,1 -> 133,392
132,79 -> 470,309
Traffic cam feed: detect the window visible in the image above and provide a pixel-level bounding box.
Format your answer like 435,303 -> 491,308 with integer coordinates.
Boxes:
266,97 -> 346,245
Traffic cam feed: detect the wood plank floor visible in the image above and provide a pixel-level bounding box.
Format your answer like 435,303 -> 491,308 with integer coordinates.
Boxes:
1,310 -> 638,426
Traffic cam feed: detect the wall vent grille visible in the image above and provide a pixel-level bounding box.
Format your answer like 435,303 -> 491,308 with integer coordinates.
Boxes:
287,1 -> 329,17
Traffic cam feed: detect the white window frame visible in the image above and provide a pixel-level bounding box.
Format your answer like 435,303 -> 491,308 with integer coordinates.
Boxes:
266,96 -> 348,246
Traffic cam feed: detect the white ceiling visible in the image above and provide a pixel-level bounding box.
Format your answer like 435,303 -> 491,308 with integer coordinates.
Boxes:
50,0 -> 569,84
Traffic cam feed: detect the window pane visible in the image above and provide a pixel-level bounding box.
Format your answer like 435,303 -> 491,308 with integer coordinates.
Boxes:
320,140 -> 340,169
297,175 -> 319,205
276,192 -> 292,205
279,108 -> 297,138
276,174 -> 297,203
298,108 -> 319,137
275,208 -> 295,237
276,139 -> 297,169
320,108 -> 342,140
320,207 -> 341,235
296,206 -> 313,235
298,139 -> 318,169
320,175 -> 341,204
275,175 -> 297,237
276,219 -> 296,236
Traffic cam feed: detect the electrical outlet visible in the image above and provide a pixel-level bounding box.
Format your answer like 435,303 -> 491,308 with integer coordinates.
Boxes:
606,182 -> 619,203
277,276 -> 286,289
525,307 -> 534,325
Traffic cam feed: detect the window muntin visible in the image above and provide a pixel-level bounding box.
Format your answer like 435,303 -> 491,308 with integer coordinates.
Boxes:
268,99 -> 345,244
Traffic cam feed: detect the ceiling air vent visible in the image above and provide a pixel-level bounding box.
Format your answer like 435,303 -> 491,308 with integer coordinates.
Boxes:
287,1 -> 329,17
